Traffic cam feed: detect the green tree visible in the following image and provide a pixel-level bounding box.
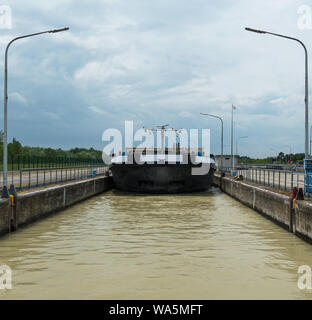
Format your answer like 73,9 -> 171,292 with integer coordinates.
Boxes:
277,152 -> 285,162
44,148 -> 57,158
8,137 -> 22,157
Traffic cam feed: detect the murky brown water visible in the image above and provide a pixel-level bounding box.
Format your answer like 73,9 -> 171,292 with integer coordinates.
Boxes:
0,187 -> 312,299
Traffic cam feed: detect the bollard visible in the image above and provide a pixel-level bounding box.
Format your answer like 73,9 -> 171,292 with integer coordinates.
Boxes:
296,188 -> 304,201
9,185 -> 17,231
290,186 -> 298,200
289,186 -> 299,234
1,185 -> 9,198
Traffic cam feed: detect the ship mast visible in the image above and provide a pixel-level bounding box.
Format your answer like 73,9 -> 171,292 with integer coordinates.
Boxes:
143,124 -> 181,153
157,124 -> 169,153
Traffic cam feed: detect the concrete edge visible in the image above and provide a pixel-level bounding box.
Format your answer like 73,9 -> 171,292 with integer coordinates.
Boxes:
213,174 -> 302,239
0,176 -> 114,238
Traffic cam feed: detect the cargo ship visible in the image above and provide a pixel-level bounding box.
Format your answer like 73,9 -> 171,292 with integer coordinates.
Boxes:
109,125 -> 215,194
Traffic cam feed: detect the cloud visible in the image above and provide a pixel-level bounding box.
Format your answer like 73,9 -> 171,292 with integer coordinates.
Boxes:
0,0 -> 309,156
88,106 -> 105,114
43,111 -> 60,121
10,92 -> 28,106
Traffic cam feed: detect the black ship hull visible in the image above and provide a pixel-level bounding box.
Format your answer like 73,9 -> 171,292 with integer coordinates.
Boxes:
110,163 -> 215,194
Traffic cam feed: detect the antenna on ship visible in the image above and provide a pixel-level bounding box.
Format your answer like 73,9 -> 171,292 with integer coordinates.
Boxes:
143,125 -> 182,153
157,125 -> 169,153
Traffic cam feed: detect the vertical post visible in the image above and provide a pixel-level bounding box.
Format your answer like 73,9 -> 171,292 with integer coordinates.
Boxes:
28,169 -> 30,189
305,45 -> 309,159
273,170 -> 275,189
161,127 -> 165,154
2,44 -> 9,196
310,125 -> 312,156
231,105 -> 234,170
11,156 -> 13,186
221,119 -> 223,170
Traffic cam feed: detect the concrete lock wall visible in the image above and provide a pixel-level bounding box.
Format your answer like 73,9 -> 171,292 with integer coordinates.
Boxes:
213,175 -> 312,244
295,201 -> 312,242
16,187 -> 65,226
9,176 -> 114,232
0,199 -> 10,235
2,173 -> 312,245
214,175 -> 291,229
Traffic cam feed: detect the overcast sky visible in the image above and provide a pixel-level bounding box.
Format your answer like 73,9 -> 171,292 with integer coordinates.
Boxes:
0,0 -> 311,157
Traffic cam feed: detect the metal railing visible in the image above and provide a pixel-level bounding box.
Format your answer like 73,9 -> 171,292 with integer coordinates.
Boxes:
233,168 -> 308,194
0,164 -> 109,192
0,155 -> 104,171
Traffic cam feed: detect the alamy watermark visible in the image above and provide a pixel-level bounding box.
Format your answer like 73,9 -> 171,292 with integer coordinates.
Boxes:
0,5 -> 12,29
298,265 -> 312,290
298,4 -> 312,29
101,121 -> 212,175
0,265 -> 12,290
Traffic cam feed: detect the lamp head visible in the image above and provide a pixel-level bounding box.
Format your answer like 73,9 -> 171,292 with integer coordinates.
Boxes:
245,27 -> 266,34
49,27 -> 70,33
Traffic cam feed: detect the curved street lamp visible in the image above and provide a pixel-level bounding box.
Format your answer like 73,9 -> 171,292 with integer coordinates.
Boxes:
2,27 -> 69,197
245,27 -> 309,160
200,112 -> 224,170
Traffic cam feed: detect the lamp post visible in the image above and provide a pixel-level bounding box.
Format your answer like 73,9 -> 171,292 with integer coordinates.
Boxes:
236,136 -> 248,157
310,125 -> 312,156
2,27 -> 69,197
245,27 -> 309,160
200,112 -> 224,171
231,105 -> 236,170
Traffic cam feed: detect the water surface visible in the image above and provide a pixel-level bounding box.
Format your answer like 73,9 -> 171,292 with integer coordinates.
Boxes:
0,187 -> 312,299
